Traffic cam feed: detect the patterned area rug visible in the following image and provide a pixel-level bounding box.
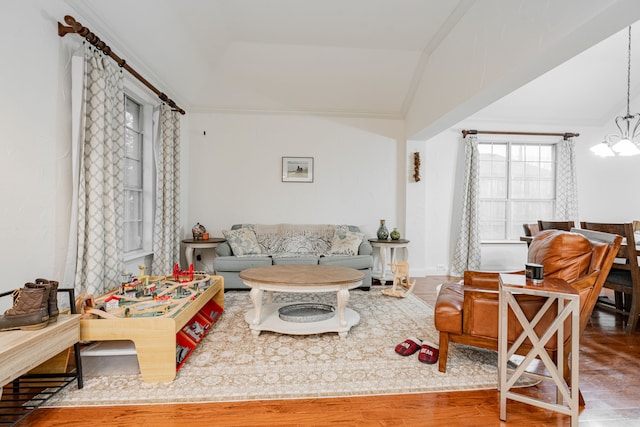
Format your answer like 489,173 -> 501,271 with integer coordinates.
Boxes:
46,288 -> 532,407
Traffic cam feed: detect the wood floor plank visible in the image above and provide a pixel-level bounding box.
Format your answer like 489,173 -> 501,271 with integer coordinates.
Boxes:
13,276 -> 640,426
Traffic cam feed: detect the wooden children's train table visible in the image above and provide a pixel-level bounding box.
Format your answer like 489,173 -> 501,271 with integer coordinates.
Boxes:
79,272 -> 224,382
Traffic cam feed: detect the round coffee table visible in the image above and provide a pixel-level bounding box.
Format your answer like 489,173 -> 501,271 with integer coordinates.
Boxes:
239,265 -> 364,338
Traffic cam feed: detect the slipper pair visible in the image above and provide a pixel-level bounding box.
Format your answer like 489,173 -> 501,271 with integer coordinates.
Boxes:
394,337 -> 439,364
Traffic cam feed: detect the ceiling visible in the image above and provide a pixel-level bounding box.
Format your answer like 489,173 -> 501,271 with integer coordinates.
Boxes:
472,21 -> 640,128
64,0 -> 640,128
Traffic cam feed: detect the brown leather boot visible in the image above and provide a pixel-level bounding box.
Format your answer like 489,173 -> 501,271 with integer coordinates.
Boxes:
0,286 -> 50,331
33,278 -> 59,322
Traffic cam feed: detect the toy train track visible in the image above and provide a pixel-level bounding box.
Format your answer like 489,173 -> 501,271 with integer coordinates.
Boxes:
83,270 -> 212,319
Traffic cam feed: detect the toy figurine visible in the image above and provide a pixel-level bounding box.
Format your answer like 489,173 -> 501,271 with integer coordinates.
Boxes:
382,261 -> 416,298
173,263 -> 195,282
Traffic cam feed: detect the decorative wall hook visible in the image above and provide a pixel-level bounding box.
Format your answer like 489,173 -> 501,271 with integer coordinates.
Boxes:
413,152 -> 421,182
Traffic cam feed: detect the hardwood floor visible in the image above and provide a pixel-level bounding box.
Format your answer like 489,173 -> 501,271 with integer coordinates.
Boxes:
18,276 -> 640,426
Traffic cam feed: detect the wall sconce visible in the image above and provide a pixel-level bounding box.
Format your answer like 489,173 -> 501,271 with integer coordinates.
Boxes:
413,152 -> 421,182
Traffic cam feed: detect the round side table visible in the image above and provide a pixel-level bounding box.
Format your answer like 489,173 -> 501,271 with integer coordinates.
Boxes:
368,238 -> 410,283
182,238 -> 226,268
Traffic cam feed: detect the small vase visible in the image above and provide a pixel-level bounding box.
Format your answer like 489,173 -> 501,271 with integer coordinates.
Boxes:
390,228 -> 400,240
377,220 -> 389,240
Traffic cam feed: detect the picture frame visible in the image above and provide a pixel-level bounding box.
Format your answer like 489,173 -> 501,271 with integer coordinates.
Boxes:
282,157 -> 314,183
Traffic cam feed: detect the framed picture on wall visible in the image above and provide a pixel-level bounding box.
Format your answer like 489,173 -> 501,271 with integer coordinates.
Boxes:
282,157 -> 314,183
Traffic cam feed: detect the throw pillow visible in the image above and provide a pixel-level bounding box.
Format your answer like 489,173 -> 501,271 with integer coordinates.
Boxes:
222,227 -> 264,256
330,229 -> 364,256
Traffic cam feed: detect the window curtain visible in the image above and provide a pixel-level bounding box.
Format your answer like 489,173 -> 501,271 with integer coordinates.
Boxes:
69,46 -> 125,296
554,138 -> 579,221
151,104 -> 181,275
451,135 -> 481,276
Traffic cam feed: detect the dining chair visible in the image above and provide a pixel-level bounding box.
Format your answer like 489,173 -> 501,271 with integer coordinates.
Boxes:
521,223 -> 540,247
538,220 -> 576,231
580,222 -> 640,333
522,223 -> 540,236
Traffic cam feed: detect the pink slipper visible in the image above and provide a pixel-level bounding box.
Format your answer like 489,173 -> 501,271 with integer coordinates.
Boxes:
418,341 -> 439,364
395,337 -> 422,356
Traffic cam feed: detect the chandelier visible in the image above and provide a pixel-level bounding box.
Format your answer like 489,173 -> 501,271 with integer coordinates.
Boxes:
591,26 -> 640,157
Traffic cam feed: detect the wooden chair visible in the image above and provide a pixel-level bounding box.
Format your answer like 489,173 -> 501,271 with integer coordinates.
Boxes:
521,223 -> 540,247
580,222 -> 640,334
538,220 -> 576,231
522,223 -> 540,237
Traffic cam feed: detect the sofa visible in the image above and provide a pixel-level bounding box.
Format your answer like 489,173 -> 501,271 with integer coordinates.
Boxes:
213,224 -> 373,290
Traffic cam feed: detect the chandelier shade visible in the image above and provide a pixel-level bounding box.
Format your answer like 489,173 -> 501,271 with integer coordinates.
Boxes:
591,26 -> 640,157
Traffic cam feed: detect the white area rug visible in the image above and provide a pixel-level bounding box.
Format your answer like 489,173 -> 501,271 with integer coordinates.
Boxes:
46,288 -> 531,407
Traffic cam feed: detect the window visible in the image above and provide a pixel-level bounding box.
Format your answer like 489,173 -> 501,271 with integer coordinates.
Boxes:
478,142 -> 556,241
71,55 -> 155,265
124,97 -> 144,253
123,95 -> 154,257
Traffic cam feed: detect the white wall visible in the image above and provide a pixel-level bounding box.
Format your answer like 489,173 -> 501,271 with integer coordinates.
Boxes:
0,0 -> 76,297
576,126 -> 640,221
185,113 -> 404,271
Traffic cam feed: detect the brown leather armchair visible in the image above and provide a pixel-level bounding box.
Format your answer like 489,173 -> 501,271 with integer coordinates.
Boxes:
434,229 -> 621,390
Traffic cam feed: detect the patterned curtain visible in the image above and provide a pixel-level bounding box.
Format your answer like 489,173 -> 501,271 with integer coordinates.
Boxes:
151,104 -> 181,274
73,47 -> 125,296
451,135 -> 481,276
554,138 -> 579,221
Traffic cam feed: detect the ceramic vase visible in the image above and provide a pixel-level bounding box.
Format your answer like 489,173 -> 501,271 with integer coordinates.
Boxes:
390,228 -> 400,240
192,222 -> 206,240
377,220 -> 389,240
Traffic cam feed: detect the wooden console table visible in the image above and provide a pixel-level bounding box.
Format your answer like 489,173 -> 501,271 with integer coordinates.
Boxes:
498,273 -> 580,427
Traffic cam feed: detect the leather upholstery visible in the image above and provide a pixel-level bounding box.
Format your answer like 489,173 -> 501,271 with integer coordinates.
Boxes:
434,229 -> 620,378
433,282 -> 463,333
527,230 -> 593,281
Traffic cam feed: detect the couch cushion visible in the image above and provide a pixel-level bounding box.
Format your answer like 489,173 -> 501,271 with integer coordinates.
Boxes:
215,242 -> 233,257
222,227 -> 264,256
253,224 -> 336,256
329,229 -> 364,256
272,256 -> 319,265
281,235 -> 319,255
358,240 -> 373,256
212,256 -> 272,272
319,255 -> 372,270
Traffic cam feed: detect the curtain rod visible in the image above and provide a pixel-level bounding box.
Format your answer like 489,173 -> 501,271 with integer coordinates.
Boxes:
58,15 -> 186,115
461,130 -> 579,140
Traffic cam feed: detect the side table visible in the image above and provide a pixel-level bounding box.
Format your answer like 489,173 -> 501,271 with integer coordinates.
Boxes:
498,273 -> 580,427
182,237 -> 226,269
368,239 -> 409,282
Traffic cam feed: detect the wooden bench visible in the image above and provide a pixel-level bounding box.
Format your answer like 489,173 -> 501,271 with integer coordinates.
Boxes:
0,289 -> 82,425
